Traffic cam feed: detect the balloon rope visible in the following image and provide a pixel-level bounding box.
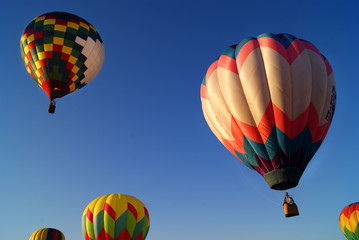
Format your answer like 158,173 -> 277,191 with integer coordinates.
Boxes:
236,161 -> 281,206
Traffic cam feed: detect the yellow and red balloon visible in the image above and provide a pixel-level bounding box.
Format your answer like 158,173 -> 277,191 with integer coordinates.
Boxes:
82,194 -> 150,240
339,202 -> 359,240
29,228 -> 65,240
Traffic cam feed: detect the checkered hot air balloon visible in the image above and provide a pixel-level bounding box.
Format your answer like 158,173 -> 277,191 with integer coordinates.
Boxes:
82,194 -> 150,240
29,228 -> 65,240
20,12 -> 105,113
200,33 -> 336,190
339,202 -> 359,240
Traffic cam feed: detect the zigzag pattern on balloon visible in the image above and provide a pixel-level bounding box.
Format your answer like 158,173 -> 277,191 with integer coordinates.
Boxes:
82,194 -> 150,240
339,203 -> 359,240
200,33 -> 335,189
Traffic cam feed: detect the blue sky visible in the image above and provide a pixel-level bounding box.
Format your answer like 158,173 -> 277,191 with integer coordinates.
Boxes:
0,0 -> 358,239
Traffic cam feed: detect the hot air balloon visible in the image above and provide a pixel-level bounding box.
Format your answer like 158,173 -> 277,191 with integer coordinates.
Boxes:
82,193 -> 150,240
200,33 -> 336,191
20,11 -> 105,113
339,202 -> 359,240
29,228 -> 65,240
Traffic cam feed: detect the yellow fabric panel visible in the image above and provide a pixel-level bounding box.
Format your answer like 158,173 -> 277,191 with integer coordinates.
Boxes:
290,49 -> 312,119
68,55 -> 77,64
44,19 -> 56,25
38,52 -> 46,60
35,61 -> 41,69
80,22 -> 90,30
39,229 -> 48,239
92,195 -> 108,217
260,47 -> 292,118
128,195 -> 146,222
69,83 -> 76,92
27,34 -> 34,43
205,69 -> 234,140
24,45 -> 30,55
54,24 -> 66,32
35,69 -> 41,78
44,44 -> 53,52
67,22 -> 79,30
20,34 -> 27,42
62,46 -> 72,55
53,37 -> 64,45
239,48 -> 270,126
72,75 -> 78,82
340,210 -> 359,232
72,65 -> 79,73
217,66 -> 254,125
107,194 -> 128,220
35,16 -> 46,22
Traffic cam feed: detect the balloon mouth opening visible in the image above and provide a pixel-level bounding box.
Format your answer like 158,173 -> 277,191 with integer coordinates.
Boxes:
263,168 -> 303,190
42,80 -> 70,100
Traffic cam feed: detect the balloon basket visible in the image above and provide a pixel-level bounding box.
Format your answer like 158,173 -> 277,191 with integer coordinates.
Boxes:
283,202 -> 299,217
48,101 -> 56,114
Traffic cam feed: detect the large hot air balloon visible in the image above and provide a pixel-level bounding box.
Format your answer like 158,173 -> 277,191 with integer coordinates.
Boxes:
82,194 -> 150,240
29,228 -> 65,240
200,33 -> 336,191
339,202 -> 359,240
20,11 -> 105,113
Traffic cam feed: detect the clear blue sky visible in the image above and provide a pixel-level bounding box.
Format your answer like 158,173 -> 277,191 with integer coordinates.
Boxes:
0,0 -> 358,239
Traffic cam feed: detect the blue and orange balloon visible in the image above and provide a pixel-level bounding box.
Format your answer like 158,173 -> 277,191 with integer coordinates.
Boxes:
200,33 -> 336,190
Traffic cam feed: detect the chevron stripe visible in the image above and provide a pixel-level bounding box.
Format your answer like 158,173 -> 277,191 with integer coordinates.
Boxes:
218,46 -> 238,75
235,38 -> 259,71
105,202 -> 116,220
340,205 -> 359,240
83,194 -> 150,240
205,59 -> 219,85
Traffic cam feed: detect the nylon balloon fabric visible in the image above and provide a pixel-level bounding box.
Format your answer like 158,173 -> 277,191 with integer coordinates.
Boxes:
339,203 -> 359,240
20,12 -> 104,100
29,228 -> 65,240
82,194 -> 150,240
200,33 -> 336,190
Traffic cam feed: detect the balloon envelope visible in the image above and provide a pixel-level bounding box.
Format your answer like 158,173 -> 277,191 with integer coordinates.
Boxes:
29,228 -> 65,240
339,202 -> 359,240
82,193 -> 150,240
200,33 -> 336,190
20,11 -> 104,101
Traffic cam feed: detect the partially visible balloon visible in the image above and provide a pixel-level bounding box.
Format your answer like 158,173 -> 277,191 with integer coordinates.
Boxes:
20,11 -> 104,112
339,202 -> 359,240
29,228 -> 65,240
201,33 -> 336,190
82,194 -> 150,240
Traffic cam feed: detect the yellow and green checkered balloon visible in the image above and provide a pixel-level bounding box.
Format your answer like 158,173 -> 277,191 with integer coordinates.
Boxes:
20,12 -> 104,101
82,194 -> 150,240
29,228 -> 65,240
